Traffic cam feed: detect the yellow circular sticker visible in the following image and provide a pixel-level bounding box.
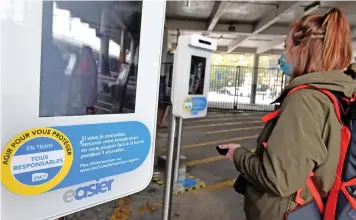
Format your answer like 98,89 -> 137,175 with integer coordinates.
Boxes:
183,97 -> 194,112
1,127 -> 73,195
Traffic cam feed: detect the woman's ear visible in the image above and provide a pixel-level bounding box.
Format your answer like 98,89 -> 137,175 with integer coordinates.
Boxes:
285,50 -> 293,63
286,46 -> 298,64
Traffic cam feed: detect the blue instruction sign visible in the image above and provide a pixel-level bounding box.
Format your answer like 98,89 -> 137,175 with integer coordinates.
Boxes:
183,96 -> 207,116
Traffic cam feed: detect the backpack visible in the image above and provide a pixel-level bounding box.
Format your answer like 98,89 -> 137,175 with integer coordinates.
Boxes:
261,84 -> 356,220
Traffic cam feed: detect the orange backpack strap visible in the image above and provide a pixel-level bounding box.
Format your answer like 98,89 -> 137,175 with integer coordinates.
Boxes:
307,174 -> 325,212
324,125 -> 351,220
294,172 -> 325,212
261,109 -> 280,123
262,142 -> 324,212
341,177 -> 356,209
262,84 -> 343,124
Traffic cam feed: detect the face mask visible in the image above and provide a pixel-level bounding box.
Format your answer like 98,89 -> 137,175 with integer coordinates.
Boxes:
279,52 -> 293,76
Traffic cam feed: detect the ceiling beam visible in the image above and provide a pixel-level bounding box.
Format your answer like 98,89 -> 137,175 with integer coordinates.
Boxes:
166,20 -> 253,35
227,36 -> 249,53
166,20 -> 207,32
171,43 -> 283,55
227,1 -> 302,53
113,3 -> 141,13
207,1 -> 229,32
256,38 -> 284,54
254,2 -> 302,34
255,2 -> 321,54
165,20 -> 289,37
112,13 -> 127,30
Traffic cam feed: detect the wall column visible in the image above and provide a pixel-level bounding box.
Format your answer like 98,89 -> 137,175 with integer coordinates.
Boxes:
250,54 -> 260,104
99,4 -> 111,75
161,29 -> 169,76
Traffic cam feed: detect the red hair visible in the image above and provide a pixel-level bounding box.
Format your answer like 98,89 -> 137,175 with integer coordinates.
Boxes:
289,8 -> 352,77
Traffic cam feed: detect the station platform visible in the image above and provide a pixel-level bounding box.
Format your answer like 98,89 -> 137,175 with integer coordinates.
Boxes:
65,111 -> 265,220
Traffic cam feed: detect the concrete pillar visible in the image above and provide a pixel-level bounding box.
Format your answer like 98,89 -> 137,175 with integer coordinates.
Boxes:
250,54 -> 260,104
99,5 -> 111,75
120,31 -> 125,63
129,39 -> 135,63
119,31 -> 130,64
39,1 -> 53,116
42,1 -> 53,45
161,29 -> 169,76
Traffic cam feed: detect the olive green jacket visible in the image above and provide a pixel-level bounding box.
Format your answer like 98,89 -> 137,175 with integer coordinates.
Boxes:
233,71 -> 356,220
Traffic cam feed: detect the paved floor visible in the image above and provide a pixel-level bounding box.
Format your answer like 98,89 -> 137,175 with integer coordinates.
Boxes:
65,111 -> 265,220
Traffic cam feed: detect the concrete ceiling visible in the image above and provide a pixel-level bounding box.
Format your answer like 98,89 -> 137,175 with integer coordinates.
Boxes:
165,1 -> 356,56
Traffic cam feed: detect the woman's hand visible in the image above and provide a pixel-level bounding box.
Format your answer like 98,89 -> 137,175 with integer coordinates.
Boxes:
218,144 -> 241,160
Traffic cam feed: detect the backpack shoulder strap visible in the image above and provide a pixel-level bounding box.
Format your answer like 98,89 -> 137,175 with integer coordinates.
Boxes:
261,84 -> 343,124
261,85 -> 311,123
260,85 -> 309,123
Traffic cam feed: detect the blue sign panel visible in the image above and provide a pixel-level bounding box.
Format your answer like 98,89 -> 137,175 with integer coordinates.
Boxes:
183,96 -> 207,116
52,121 -> 151,191
2,121 -> 151,195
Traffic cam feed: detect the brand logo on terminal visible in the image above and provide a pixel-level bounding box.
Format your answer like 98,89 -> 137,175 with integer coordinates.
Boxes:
32,172 -> 48,182
63,179 -> 114,203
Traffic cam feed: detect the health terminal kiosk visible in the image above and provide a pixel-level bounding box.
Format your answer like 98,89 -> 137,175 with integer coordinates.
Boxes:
161,35 -> 216,220
171,35 -> 217,119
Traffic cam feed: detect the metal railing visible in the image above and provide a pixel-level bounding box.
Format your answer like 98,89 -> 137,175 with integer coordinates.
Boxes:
209,65 -> 284,111
160,63 -> 285,111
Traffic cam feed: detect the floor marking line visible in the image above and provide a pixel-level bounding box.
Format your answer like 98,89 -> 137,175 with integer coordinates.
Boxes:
204,179 -> 236,192
186,147 -> 256,167
182,135 -> 258,149
185,121 -> 261,129
186,156 -> 225,167
205,126 -> 264,134
206,114 -> 238,118
187,116 -> 261,123
206,113 -> 264,118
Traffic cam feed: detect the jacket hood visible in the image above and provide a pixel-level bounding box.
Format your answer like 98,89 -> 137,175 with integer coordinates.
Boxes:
285,71 -> 356,98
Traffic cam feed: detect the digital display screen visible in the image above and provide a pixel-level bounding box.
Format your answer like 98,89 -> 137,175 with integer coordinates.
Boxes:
188,55 -> 206,95
39,1 -> 142,117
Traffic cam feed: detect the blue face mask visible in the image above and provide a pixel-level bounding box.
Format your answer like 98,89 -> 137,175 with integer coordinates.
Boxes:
279,52 -> 293,76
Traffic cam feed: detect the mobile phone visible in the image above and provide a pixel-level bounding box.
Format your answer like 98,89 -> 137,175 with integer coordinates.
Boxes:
216,146 -> 229,155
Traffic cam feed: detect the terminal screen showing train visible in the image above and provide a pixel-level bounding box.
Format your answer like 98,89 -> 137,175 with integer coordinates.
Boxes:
39,1 -> 142,117
188,56 -> 206,95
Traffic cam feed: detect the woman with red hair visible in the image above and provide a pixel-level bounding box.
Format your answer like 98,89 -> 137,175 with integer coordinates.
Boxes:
219,8 -> 356,220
